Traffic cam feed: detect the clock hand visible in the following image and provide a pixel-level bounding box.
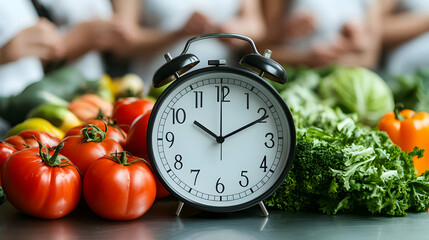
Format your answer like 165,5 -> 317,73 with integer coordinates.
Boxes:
219,81 -> 224,160
193,121 -> 224,143
222,115 -> 269,140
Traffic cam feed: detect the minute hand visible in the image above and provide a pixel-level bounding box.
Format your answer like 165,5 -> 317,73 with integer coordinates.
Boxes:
223,115 -> 269,139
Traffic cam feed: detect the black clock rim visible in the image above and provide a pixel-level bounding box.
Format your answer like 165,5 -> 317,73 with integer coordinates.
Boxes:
147,66 -> 296,213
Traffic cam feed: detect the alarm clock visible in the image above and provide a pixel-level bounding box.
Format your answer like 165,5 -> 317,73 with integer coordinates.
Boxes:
147,33 -> 295,216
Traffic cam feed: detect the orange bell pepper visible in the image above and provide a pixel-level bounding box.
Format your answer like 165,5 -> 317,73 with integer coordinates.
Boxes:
378,109 -> 429,175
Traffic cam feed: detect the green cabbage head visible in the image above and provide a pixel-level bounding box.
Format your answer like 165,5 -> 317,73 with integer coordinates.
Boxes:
319,67 -> 394,126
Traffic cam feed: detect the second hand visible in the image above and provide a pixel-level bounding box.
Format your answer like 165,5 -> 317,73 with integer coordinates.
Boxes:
220,79 -> 223,161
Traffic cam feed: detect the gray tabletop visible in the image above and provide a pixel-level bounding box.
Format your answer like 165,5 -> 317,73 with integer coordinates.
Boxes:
0,197 -> 428,240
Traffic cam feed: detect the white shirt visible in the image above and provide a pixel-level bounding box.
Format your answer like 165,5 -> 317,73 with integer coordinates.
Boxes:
0,0 -> 44,97
285,0 -> 369,51
385,0 -> 429,75
132,0 -> 242,89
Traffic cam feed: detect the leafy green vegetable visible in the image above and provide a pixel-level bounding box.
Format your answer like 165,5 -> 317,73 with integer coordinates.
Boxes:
408,171 -> 429,212
266,71 -> 429,216
386,68 -> 429,112
1,67 -> 89,125
267,65 -> 321,93
319,67 -> 394,126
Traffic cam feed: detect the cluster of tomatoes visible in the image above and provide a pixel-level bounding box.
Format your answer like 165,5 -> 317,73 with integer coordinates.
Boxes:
0,97 -> 169,220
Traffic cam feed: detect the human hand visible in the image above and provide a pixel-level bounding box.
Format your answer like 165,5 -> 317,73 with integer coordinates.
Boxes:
60,17 -> 129,61
180,12 -> 218,37
1,18 -> 64,63
283,13 -> 316,41
306,42 -> 347,67
87,18 -> 124,51
339,22 -> 368,52
108,16 -> 142,57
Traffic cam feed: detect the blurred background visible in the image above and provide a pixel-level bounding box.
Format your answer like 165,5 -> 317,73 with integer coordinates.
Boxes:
1,0 -> 429,136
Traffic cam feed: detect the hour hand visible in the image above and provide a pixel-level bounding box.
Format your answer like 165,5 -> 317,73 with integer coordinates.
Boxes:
193,120 -> 219,140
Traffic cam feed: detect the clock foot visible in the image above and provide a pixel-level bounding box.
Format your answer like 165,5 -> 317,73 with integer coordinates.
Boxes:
258,201 -> 269,217
176,201 -> 185,216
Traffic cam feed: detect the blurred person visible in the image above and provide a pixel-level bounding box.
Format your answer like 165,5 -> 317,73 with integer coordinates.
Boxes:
261,0 -> 382,68
108,0 -> 265,92
37,0 -> 116,80
381,0 -> 429,75
0,0 -> 120,97
0,1 -> 64,98
0,0 -> 64,137
0,0 -> 119,137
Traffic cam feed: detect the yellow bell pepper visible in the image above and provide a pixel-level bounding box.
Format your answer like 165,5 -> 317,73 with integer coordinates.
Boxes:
7,118 -> 65,139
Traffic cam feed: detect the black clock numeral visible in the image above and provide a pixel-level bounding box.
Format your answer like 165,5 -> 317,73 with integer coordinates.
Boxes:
260,155 -> 267,172
257,108 -> 268,123
174,154 -> 183,170
190,169 -> 200,185
259,155 -> 267,172
194,91 -> 203,108
265,133 -> 275,148
216,177 -> 225,193
172,108 -> 186,124
245,93 -> 250,109
165,132 -> 174,148
239,171 -> 249,187
216,86 -> 230,102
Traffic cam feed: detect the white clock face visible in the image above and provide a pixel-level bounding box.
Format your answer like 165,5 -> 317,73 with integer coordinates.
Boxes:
149,69 -> 294,211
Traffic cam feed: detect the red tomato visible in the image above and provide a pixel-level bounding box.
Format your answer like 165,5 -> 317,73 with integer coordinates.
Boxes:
112,97 -> 154,133
125,111 -> 151,160
83,152 -> 156,220
125,110 -> 170,198
1,143 -> 81,219
60,125 -> 123,175
0,142 -> 17,186
65,119 -> 127,146
5,130 -> 60,150
1,131 -> 60,186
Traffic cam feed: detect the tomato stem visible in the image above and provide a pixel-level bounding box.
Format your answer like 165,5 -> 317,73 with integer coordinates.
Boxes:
35,137 -> 81,173
96,109 -> 104,120
107,151 -> 146,166
50,142 -> 64,162
82,123 -> 107,142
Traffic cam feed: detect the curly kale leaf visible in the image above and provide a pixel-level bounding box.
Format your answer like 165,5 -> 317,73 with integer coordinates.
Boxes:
408,171 -> 429,212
